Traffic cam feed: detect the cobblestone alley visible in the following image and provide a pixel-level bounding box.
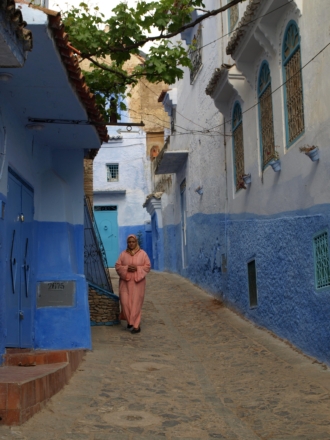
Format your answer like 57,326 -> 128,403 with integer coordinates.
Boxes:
1,271 -> 329,440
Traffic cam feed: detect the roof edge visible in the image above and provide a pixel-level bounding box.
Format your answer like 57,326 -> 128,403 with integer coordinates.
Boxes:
47,13 -> 109,144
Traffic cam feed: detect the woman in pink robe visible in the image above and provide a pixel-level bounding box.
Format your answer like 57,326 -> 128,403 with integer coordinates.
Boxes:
115,235 -> 151,334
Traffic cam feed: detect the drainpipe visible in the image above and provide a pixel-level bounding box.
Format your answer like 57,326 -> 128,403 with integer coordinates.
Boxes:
223,116 -> 229,299
220,0 -> 229,298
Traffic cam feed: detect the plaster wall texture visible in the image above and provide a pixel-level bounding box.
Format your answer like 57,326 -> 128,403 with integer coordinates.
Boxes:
0,86 -> 92,355
224,1 -> 330,218
147,132 -> 165,160
94,132 -> 151,225
93,131 -> 152,261
1,23 -> 101,152
84,159 -> 94,204
92,57 -> 169,264
151,0 -> 330,364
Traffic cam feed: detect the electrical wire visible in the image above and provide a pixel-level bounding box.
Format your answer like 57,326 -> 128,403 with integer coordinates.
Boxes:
139,80 -> 211,132
209,40 -> 330,131
133,40 -> 330,136
101,39 -> 330,142
136,0 -> 297,134
101,143 -> 143,148
189,0 -> 294,54
81,1 -> 296,136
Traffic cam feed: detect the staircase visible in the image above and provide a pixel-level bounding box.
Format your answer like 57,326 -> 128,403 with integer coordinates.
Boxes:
0,348 -> 85,425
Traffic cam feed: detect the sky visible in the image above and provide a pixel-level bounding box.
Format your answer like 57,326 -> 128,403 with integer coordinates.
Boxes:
48,0 -> 155,52
48,0 -> 136,17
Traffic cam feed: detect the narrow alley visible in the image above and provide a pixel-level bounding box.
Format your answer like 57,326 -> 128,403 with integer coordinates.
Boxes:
1,271 -> 329,440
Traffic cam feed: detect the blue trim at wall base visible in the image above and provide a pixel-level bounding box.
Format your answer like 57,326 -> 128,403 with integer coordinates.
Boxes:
91,320 -> 120,326
88,282 -> 119,300
119,225 -> 153,267
34,222 -> 91,351
161,206 -> 330,365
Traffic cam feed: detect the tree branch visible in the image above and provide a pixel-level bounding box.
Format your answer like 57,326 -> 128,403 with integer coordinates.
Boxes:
82,54 -> 137,83
107,0 -> 246,53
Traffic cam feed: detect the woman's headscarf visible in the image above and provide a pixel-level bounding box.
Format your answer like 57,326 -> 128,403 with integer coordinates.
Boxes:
126,234 -> 140,256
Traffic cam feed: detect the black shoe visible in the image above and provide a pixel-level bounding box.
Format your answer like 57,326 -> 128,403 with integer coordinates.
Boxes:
131,327 -> 141,334
127,324 -> 133,329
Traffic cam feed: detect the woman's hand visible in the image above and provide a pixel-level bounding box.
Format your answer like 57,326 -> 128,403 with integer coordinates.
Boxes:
128,265 -> 137,272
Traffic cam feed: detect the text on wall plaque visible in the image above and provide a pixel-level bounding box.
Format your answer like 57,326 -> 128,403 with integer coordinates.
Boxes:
37,281 -> 76,308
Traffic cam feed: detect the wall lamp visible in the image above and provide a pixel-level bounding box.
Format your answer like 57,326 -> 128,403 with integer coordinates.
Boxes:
25,123 -> 45,131
195,186 -> 203,195
0,73 -> 13,82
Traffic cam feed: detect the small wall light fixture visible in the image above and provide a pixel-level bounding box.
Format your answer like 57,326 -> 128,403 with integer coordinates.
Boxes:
25,123 -> 44,131
0,73 -> 13,82
195,185 -> 203,195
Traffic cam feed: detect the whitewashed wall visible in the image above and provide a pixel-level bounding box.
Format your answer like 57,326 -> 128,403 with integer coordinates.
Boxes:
152,0 -> 330,365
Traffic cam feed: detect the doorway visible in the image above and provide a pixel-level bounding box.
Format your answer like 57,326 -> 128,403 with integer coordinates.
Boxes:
5,168 -> 34,348
94,206 -> 119,267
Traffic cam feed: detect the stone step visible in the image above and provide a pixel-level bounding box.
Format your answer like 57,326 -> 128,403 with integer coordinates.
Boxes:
3,350 -> 68,367
0,350 -> 85,425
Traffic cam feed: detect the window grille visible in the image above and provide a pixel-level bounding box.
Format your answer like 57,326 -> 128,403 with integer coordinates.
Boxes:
228,2 -> 239,32
283,21 -> 304,145
232,102 -> 245,191
106,164 -> 119,182
94,206 -> 117,211
313,231 -> 330,289
247,260 -> 258,307
258,62 -> 275,168
189,25 -> 202,84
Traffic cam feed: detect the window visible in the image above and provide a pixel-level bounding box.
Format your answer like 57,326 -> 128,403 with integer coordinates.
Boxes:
106,164 -> 119,182
232,102 -> 245,191
171,108 -> 176,134
228,2 -> 239,32
94,206 -> 117,211
313,231 -> 330,290
247,260 -> 258,307
189,25 -> 202,84
258,61 -> 275,168
283,21 -> 304,146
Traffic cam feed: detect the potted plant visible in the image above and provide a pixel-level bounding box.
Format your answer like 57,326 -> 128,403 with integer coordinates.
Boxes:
269,151 -> 281,172
242,173 -> 252,185
299,145 -> 320,162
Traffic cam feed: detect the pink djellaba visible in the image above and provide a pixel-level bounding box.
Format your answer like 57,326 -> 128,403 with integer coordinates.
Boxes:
115,235 -> 151,331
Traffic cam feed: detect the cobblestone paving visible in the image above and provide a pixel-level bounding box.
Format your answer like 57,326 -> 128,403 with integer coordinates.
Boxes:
1,271 -> 330,439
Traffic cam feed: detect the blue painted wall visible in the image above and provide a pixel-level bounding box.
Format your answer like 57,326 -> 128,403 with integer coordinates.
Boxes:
162,205 -> 330,364
34,222 -> 91,350
151,213 -> 165,271
0,213 -> 91,353
0,193 -> 6,358
118,224 -> 153,267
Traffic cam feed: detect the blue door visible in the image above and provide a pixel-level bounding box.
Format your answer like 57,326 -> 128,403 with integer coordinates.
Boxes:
94,206 -> 119,267
5,168 -> 34,348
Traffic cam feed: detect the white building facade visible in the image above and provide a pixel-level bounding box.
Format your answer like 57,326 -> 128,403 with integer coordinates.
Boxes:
146,0 -> 330,364
93,129 -> 153,266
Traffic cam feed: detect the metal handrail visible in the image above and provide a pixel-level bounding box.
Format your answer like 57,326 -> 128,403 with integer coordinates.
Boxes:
84,196 -> 114,292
